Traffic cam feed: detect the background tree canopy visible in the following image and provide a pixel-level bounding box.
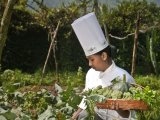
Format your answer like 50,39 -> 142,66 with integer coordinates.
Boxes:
1,0 -> 160,75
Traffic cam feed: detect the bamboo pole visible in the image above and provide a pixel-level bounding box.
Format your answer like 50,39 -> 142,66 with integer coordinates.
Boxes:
40,21 -> 60,84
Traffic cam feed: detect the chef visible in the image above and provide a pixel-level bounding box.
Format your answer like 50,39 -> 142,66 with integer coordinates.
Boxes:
71,12 -> 136,120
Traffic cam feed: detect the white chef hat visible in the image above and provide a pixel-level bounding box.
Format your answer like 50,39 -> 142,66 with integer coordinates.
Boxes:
71,12 -> 109,56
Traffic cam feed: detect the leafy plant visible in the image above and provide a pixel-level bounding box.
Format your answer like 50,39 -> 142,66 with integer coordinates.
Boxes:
81,76 -> 159,120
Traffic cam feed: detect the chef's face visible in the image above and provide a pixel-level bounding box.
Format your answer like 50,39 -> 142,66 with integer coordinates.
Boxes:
86,53 -> 107,71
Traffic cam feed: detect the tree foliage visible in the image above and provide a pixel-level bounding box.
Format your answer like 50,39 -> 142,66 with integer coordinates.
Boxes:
2,9 -> 49,73
105,0 -> 160,74
1,0 -> 160,75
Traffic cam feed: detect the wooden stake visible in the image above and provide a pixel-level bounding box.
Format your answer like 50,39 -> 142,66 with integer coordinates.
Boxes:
40,21 -> 60,84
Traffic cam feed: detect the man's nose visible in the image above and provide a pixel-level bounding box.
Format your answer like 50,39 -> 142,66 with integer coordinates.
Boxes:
89,61 -> 92,67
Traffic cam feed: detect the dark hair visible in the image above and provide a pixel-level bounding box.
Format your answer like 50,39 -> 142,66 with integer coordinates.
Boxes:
95,45 -> 112,58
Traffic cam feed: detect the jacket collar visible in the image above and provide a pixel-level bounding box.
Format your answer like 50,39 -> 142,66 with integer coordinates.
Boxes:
99,61 -> 115,79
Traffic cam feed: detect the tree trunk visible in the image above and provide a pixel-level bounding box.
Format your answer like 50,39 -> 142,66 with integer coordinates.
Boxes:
83,0 -> 87,15
0,0 -> 17,68
149,35 -> 158,75
0,0 -> 7,18
131,13 -> 140,76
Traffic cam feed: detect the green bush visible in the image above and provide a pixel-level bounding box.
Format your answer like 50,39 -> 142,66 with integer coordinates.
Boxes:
135,75 -> 160,120
0,69 -> 84,119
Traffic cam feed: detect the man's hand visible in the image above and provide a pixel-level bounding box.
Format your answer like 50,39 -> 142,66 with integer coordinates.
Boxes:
71,108 -> 83,120
71,111 -> 79,120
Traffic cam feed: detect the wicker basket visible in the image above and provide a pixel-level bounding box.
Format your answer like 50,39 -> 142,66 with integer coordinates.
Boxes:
96,99 -> 148,110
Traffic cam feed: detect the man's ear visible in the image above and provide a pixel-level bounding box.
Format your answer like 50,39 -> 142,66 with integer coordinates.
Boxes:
101,52 -> 108,61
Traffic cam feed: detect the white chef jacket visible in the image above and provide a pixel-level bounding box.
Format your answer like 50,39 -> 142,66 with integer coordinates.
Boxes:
78,61 -> 136,119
